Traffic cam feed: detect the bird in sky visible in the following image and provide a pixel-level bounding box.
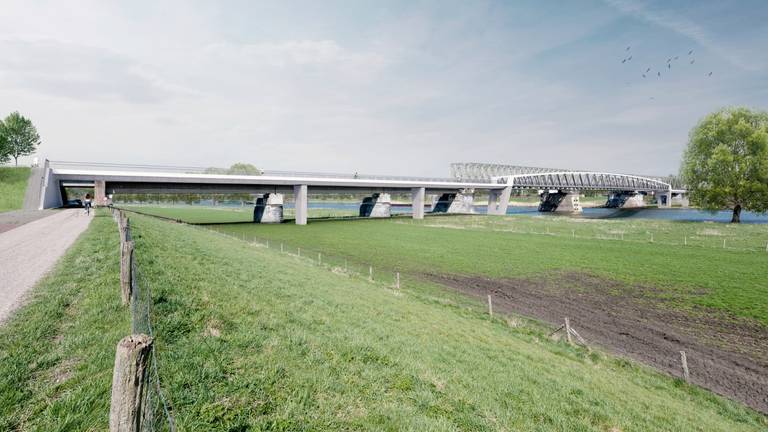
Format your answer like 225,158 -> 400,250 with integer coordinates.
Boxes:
626,46 -> 631,51
667,57 -> 672,63
674,56 -> 679,60
646,67 -> 651,72
622,58 -> 626,63
708,71 -> 713,76
688,50 -> 694,55
690,59 -> 695,64
627,55 -> 632,61
657,71 -> 661,77
667,63 -> 671,69
642,73 -> 646,78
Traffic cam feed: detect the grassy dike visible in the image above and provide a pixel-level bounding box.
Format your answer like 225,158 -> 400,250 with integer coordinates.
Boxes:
2,211 -> 766,430
0,166 -> 31,212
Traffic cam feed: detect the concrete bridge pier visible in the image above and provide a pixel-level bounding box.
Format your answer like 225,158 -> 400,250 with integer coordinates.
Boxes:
487,187 -> 512,215
606,191 -> 645,209
411,187 -> 425,219
539,190 -> 582,213
294,185 -> 308,225
656,190 -> 672,208
253,193 -> 284,223
672,193 -> 690,208
94,180 -> 106,206
432,190 -> 475,214
360,193 -> 391,217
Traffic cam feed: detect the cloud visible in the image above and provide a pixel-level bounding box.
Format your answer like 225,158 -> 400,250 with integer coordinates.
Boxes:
0,37 -> 198,103
603,0 -> 759,71
204,40 -> 388,74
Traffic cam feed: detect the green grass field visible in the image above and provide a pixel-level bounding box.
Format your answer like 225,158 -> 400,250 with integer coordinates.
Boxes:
122,204 -> 357,223
0,166 -> 30,212
202,215 -> 768,325
1,211 -> 765,430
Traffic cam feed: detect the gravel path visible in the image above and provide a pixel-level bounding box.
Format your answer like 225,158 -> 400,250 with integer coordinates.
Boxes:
0,209 -> 93,323
0,209 -> 58,234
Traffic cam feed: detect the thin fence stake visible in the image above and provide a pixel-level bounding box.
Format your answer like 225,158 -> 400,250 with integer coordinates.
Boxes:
318,252 -> 322,265
621,232 -> 624,241
684,236 -> 687,246
266,239 -> 269,248
564,317 -> 573,345
487,294 -> 493,317
680,351 -> 690,382
120,241 -> 134,306
369,265 -> 373,282
298,247 -> 301,257
395,272 -> 400,289
723,238 -> 726,249
650,233 -> 654,243
344,259 -> 348,272
572,229 -> 575,238
280,243 -> 284,253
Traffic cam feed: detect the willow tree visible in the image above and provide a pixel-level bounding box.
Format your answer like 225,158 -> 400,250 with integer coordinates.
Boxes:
681,107 -> 768,223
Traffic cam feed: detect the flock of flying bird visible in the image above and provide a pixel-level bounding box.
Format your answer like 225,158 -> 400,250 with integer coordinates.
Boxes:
620,45 -> 713,80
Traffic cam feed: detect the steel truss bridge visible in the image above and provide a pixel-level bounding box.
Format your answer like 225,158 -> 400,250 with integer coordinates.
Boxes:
451,162 -> 685,190
498,171 -> 672,192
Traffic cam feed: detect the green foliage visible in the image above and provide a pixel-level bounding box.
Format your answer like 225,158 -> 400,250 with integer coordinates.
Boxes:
682,107 -> 768,222
0,167 -> 30,212
204,162 -> 262,176
0,112 -> 41,166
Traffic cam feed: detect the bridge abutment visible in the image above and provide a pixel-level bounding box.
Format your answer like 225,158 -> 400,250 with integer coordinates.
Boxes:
253,193 -> 284,223
539,191 -> 582,213
360,193 -> 392,217
432,190 -> 475,214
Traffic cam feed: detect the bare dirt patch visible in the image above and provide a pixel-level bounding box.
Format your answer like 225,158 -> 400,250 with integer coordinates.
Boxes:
428,271 -> 768,414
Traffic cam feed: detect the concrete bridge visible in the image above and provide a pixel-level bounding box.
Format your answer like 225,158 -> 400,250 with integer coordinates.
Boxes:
26,160 -> 687,224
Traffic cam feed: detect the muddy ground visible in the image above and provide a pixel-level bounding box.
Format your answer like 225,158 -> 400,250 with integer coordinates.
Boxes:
429,271 -> 768,414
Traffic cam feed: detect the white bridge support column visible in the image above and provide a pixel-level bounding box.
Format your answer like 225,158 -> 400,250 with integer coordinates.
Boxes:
293,185 -> 308,225
411,187 -> 425,219
254,193 -> 284,223
487,190 -> 499,215
359,193 -> 391,217
656,189 -> 672,208
488,186 -> 512,215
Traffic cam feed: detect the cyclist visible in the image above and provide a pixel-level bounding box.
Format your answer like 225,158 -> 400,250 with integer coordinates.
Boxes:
84,193 -> 93,215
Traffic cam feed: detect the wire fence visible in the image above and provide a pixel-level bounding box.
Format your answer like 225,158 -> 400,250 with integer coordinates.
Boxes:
113,208 -> 176,432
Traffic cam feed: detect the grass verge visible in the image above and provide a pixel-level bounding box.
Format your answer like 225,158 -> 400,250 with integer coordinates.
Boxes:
0,166 -> 30,212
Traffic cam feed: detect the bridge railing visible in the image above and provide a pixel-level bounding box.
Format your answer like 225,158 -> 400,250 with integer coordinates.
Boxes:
48,160 -> 464,183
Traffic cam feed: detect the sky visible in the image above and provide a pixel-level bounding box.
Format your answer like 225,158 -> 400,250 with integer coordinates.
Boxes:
1,0 -> 766,177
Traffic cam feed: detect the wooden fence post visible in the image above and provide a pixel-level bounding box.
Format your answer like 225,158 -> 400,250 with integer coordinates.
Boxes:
564,317 -> 573,345
280,243 -> 283,253
487,294 -> 493,317
318,252 -> 322,265
120,241 -> 134,306
680,351 -> 690,382
369,265 -> 373,282
395,272 -> 400,289
110,334 -> 153,432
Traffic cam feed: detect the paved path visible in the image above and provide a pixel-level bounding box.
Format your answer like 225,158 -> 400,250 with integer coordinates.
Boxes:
0,209 -> 93,322
0,209 -> 58,234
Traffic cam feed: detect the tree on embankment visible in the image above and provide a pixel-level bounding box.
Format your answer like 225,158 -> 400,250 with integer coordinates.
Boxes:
681,107 -> 768,223
0,112 -> 41,166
